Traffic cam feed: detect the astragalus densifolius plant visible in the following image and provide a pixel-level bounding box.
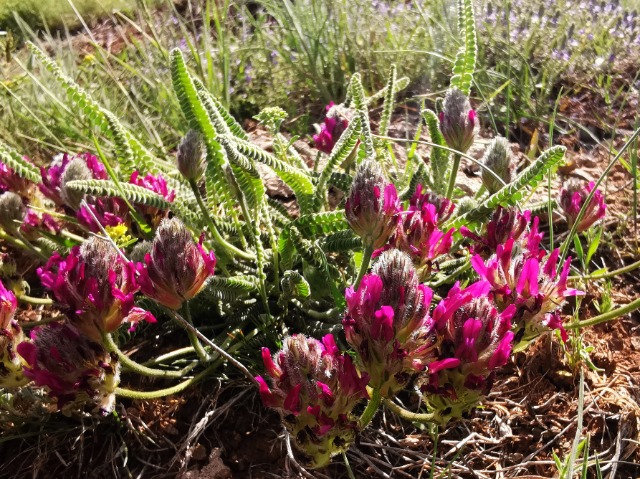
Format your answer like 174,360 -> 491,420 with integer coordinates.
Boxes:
0,0 -> 637,475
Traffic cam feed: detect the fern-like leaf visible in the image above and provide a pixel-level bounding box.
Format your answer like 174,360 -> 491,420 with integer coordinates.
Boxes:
328,172 -> 353,193
448,146 -> 566,227
450,0 -> 477,96
400,161 -> 428,201
64,179 -> 172,210
378,65 -> 397,137
366,77 -> 410,105
314,116 -> 362,210
192,77 -> 248,140
350,73 -> 375,159
422,109 -> 450,195
0,140 -> 40,182
319,230 -> 361,252
281,270 -> 311,298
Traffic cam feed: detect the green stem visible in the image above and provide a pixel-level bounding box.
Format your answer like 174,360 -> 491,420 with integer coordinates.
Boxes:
445,153 -> 461,199
181,302 -> 210,363
354,243 -> 374,290
428,262 -> 472,288
17,295 -> 53,305
342,451 -> 356,479
565,296 -> 640,330
0,230 -> 47,261
383,398 -> 435,423
188,179 -> 255,261
359,388 -> 381,429
143,346 -> 195,366
103,333 -> 191,378
115,362 -> 219,399
569,259 -> 640,281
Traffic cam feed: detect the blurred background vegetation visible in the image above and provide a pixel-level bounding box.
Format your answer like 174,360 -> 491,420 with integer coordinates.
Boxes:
0,0 -> 638,164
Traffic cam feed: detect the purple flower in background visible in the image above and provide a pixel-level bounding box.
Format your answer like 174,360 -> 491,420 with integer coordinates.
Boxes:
313,102 -> 351,154
0,279 -> 28,388
559,179 -> 606,232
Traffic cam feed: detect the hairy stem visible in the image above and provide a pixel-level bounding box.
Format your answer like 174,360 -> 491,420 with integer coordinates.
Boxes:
565,296 -> 640,330
383,398 -> 435,423
354,243 -> 374,290
188,179 -> 255,261
115,362 -> 219,399
181,302 -> 210,362
103,333 -> 191,378
445,153 -> 461,199
17,295 -> 53,305
359,388 -> 381,429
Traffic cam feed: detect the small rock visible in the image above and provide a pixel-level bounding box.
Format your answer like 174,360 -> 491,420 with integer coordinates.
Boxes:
630,336 -> 640,351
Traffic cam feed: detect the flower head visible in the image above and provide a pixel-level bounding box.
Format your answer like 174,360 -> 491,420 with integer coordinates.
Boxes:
60,157 -> 93,209
129,171 -> 175,228
176,130 -> 206,181
380,187 -> 455,275
256,334 -> 368,468
559,179 -> 606,232
37,237 -> 154,342
135,217 -> 216,310
439,88 -> 476,153
0,280 -> 28,388
481,136 -> 513,194
460,207 -> 530,258
345,160 -> 400,250
343,250 -> 436,396
313,102 -> 351,154
40,153 -> 106,206
17,322 -> 120,414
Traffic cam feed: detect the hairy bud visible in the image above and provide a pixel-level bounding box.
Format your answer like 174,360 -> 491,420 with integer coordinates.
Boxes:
60,157 -> 92,209
177,130 -> 206,181
439,88 -> 476,153
345,160 -> 400,250
0,192 -> 26,230
481,137 -> 512,194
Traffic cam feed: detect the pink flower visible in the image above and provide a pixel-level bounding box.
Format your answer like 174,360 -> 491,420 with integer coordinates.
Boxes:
409,185 -> 455,224
256,334 -> 368,468
0,160 -> 34,197
471,220 -> 583,344
17,322 -> 120,414
135,218 -> 216,310
0,280 -> 27,388
343,250 -> 436,396
313,102 -> 350,154
460,207 -> 529,257
37,238 -> 154,342
559,180 -> 606,232
345,161 -> 401,250
76,198 -> 128,232
129,171 -> 175,227
39,153 -> 107,206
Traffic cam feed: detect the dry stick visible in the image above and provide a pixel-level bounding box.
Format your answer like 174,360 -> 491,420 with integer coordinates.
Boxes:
284,433 -> 330,479
168,310 -> 257,384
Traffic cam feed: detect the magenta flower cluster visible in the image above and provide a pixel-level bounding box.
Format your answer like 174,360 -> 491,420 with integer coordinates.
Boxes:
256,334 -> 369,468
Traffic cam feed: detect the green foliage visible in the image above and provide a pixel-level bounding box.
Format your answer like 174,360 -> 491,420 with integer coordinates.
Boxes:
0,140 -> 40,182
378,65 -> 397,137
449,145 -> 567,227
422,109 -> 449,195
450,0 -> 477,95
64,179 -> 172,210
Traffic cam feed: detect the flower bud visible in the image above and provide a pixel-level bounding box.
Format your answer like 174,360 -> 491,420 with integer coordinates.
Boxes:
0,192 -> 26,231
460,206 -> 529,257
130,240 -> 152,264
60,157 -> 92,209
559,179 -> 606,232
136,217 -> 216,310
345,160 -> 400,250
177,130 -> 206,181
481,136 -> 512,194
0,280 -> 28,388
256,334 -> 368,468
17,323 -> 120,414
439,88 -> 476,153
